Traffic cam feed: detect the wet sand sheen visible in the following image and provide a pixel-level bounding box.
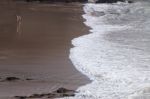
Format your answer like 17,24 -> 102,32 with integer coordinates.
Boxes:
0,1 -> 90,97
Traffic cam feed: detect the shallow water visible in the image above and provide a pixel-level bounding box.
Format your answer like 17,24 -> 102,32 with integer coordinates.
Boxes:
67,1 -> 150,99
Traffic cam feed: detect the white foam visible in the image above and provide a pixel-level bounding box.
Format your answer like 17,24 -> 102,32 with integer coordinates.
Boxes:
60,1 -> 150,99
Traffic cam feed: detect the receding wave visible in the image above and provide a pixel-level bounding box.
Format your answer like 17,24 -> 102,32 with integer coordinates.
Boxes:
62,1 -> 150,99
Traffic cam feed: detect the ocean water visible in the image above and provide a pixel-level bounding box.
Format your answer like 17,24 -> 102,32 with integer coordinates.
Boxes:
63,1 -> 150,99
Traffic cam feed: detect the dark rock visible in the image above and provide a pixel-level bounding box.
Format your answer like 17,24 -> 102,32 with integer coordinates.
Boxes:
14,87 -> 76,99
14,96 -> 26,99
128,0 -> 133,3
95,0 -> 133,3
5,77 -> 20,81
28,94 -> 43,98
54,87 -> 76,97
56,87 -> 75,93
25,78 -> 33,80
96,0 -> 125,3
47,93 -> 57,98
28,93 -> 56,98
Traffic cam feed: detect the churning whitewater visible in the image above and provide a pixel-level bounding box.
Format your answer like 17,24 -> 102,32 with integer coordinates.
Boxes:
62,1 -> 150,99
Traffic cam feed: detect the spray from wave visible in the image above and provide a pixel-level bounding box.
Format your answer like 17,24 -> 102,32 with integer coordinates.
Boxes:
61,1 -> 150,99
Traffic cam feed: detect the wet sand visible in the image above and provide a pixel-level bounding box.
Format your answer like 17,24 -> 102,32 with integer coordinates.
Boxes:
0,1 -> 90,98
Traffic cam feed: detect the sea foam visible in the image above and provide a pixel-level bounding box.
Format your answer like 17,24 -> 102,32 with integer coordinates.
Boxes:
61,1 -> 150,99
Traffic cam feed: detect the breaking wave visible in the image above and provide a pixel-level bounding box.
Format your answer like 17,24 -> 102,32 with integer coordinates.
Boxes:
65,1 -> 150,99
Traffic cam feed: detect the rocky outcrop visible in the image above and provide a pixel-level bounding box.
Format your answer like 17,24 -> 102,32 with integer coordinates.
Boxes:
0,76 -> 34,82
14,87 -> 76,99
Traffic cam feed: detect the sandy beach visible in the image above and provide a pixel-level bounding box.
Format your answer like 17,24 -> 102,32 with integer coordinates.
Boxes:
0,1 -> 90,98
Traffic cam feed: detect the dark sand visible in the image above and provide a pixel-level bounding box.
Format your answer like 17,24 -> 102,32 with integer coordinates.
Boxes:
0,1 -> 90,98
